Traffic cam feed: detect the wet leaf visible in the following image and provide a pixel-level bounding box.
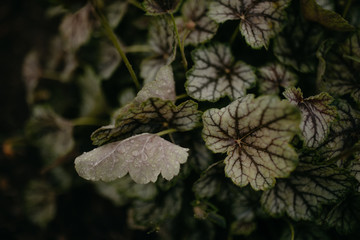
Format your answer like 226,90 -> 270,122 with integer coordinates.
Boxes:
25,180 -> 56,228
176,0 -> 218,46
257,63 -> 297,95
202,94 -> 300,190
186,43 -> 256,102
317,31 -> 360,104
261,162 -> 351,220
75,133 -> 189,184
274,11 -> 325,73
301,0 -> 355,32
208,0 -> 290,49
283,87 -> 337,148
140,16 -> 177,83
143,0 -> 182,15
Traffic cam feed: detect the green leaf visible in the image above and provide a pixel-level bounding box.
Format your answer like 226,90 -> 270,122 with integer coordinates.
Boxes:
208,0 -> 290,49
143,0 -> 182,15
186,43 -> 256,102
317,31 -> 360,104
202,94 -> 300,190
257,63 -> 297,95
300,0 -> 355,32
274,11 -> 325,73
176,0 -> 218,46
261,162 -> 352,220
140,16 -> 177,83
283,87 -> 337,148
25,180 -> 56,228
75,133 -> 189,184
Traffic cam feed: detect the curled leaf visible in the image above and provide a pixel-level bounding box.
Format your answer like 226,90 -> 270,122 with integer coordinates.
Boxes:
261,162 -> 352,220
283,87 -> 337,148
208,0 -> 290,49
186,43 -> 256,102
202,94 -> 300,190
75,133 -> 189,184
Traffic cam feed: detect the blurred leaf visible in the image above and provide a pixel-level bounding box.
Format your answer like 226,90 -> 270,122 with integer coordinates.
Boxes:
208,0 -> 290,49
186,43 -> 256,101
96,40 -> 121,80
75,133 -> 189,183
104,0 -> 128,28
202,94 -> 300,190
143,0 -> 182,15
22,50 -> 42,105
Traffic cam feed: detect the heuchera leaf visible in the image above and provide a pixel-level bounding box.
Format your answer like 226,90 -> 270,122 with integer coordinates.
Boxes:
261,162 -> 351,220
318,100 -> 360,162
274,12 -> 325,73
143,0 -> 182,15
176,0 -> 218,46
257,63 -> 297,94
283,87 -> 337,148
300,0 -> 355,32
208,0 -> 290,49
22,50 -> 41,105
105,0 -> 128,29
96,40 -> 121,80
75,133 -> 189,184
140,16 -> 177,83
317,31 -> 360,104
186,43 -> 256,102
202,94 -> 300,190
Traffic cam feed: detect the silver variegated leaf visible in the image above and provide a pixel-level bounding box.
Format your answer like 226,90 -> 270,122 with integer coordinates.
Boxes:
186,43 -> 256,101
176,0 -> 218,46
75,133 -> 189,184
202,94 -> 300,190
261,162 -> 351,220
140,16 -> 177,83
257,63 -> 297,94
143,0 -> 182,15
208,0 -> 290,49
317,31 -> 360,104
283,87 -> 337,148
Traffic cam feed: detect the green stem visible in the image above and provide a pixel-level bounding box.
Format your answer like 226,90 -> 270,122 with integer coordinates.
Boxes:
230,25 -> 240,45
343,54 -> 360,64
175,93 -> 189,101
342,0 -> 353,18
156,128 -> 177,136
127,0 -> 144,11
286,219 -> 295,240
170,13 -> 188,71
125,44 -> 152,53
92,2 -> 141,90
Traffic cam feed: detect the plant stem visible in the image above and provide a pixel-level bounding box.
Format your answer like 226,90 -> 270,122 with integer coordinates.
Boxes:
343,54 -> 360,63
156,128 -> 177,136
125,44 -> 152,53
71,117 -> 107,126
127,0 -> 145,11
230,25 -> 240,45
175,93 -> 189,101
92,2 -> 141,90
170,13 -> 188,71
286,219 -> 295,240
342,0 -> 353,18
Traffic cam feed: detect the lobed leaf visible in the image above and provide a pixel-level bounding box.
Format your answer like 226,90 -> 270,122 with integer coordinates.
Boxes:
283,87 -> 337,148
143,0 -> 182,15
202,94 -> 300,190
261,162 -> 352,220
186,43 -> 256,102
75,133 -> 189,184
176,0 -> 218,46
208,0 -> 290,49
257,63 -> 297,94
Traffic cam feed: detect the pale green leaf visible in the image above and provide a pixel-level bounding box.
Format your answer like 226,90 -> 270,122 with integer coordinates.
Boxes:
208,0 -> 290,49
140,16 -> 177,83
257,63 -> 297,94
75,133 -> 189,184
261,162 -> 351,220
143,0 -> 182,15
176,0 -> 218,46
283,87 -> 337,148
202,94 -> 300,190
186,43 -> 256,101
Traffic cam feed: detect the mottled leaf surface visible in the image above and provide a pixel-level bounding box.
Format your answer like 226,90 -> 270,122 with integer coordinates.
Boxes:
202,94 -> 300,190
284,87 -> 337,148
75,133 -> 189,184
317,31 -> 360,104
143,0 -> 182,15
140,16 -> 176,83
261,162 -> 351,220
186,43 -> 256,101
257,63 -> 297,94
176,0 -> 218,46
274,12 -> 325,73
208,0 -> 290,48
